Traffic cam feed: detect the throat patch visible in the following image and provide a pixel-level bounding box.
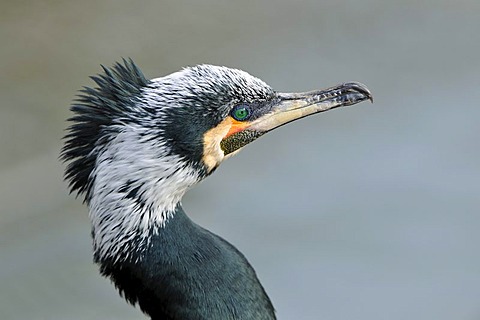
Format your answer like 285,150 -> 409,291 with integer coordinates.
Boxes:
220,130 -> 265,155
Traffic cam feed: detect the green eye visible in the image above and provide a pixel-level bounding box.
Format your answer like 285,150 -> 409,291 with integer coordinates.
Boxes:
232,105 -> 250,121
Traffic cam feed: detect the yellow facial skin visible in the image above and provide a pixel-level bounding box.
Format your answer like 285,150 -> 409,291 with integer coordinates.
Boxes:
202,117 -> 252,172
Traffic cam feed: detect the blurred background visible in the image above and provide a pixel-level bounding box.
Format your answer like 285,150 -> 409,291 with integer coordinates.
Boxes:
1,1 -> 479,319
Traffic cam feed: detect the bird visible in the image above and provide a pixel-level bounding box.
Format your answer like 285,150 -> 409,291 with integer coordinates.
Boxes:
61,59 -> 372,320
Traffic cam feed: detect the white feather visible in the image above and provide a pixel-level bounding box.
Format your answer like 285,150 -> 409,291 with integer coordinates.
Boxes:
89,124 -> 199,262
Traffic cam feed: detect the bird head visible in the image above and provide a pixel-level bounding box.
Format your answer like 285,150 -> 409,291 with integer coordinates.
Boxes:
62,59 -> 372,261
140,62 -> 372,174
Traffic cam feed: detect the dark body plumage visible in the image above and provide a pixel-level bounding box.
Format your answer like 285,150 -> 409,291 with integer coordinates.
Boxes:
62,59 -> 371,319
101,206 -> 274,319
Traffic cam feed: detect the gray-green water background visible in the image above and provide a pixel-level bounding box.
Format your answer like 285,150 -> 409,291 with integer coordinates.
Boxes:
1,1 -> 479,319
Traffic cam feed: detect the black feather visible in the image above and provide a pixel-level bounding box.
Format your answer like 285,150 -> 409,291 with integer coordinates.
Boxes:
61,59 -> 150,202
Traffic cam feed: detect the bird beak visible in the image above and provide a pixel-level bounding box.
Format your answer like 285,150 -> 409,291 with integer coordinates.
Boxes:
215,81 -> 373,170
249,82 -> 373,133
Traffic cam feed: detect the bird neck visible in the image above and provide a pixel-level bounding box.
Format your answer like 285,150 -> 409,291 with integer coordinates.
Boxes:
99,205 -> 276,320
88,126 -> 201,262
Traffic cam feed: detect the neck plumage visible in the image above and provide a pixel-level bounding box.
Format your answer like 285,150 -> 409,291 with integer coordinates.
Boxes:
87,127 -> 275,319
98,205 -> 276,320
88,126 -> 200,262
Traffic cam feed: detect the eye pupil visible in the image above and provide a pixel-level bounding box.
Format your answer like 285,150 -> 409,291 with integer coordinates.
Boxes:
233,106 -> 250,121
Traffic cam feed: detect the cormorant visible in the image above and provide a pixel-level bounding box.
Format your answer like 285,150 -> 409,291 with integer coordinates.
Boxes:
62,59 -> 372,320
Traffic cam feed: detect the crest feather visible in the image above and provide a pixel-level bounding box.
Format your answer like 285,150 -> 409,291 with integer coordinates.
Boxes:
61,59 -> 149,202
